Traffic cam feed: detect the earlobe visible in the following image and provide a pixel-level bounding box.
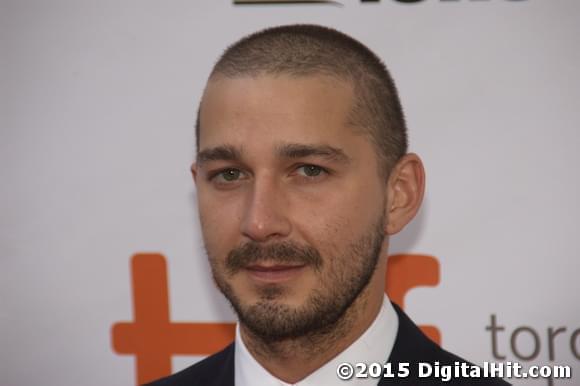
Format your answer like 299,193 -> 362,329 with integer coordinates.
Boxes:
385,153 -> 425,235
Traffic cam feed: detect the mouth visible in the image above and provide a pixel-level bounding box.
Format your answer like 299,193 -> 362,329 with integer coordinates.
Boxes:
244,263 -> 307,283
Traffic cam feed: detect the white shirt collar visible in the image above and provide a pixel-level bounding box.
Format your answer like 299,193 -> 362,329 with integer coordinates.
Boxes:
234,295 -> 398,386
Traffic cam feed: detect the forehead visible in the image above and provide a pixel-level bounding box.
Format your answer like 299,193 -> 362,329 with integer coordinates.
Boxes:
198,74 -> 358,151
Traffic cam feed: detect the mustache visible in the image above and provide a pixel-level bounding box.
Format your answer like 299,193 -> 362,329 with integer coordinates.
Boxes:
225,241 -> 323,275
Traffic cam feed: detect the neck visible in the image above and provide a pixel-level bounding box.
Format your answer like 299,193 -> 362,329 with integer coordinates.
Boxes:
239,284 -> 384,384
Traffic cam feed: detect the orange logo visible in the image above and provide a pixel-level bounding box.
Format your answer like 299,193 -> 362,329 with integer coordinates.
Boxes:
112,253 -> 440,385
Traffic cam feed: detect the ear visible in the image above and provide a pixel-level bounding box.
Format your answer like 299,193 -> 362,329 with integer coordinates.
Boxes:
190,162 -> 198,183
385,153 -> 425,235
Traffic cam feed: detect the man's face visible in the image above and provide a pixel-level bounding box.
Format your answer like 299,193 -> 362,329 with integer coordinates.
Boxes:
194,74 -> 389,341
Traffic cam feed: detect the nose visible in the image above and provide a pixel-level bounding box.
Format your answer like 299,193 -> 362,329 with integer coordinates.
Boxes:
240,176 -> 292,242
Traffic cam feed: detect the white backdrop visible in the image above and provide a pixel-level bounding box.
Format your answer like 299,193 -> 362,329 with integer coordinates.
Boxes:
2,0 -> 579,385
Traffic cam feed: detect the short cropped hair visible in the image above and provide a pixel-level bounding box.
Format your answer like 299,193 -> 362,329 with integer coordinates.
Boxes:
196,24 -> 408,177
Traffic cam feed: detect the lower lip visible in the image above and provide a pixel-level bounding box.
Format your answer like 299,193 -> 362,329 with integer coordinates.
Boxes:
245,265 -> 306,283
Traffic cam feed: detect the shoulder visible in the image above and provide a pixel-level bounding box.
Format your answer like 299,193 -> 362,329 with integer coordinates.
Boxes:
143,343 -> 235,386
388,303 -> 511,385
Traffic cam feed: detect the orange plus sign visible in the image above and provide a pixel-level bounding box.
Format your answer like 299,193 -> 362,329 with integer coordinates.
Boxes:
111,254 -> 235,385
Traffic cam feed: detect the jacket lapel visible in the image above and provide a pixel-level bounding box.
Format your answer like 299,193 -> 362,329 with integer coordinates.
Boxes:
377,303 -> 440,385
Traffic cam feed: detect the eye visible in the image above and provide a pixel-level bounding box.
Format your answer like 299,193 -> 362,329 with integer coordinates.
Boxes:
211,168 -> 243,183
296,164 -> 326,178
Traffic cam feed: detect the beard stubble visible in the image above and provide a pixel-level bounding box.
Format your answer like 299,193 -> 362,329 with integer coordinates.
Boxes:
207,216 -> 385,344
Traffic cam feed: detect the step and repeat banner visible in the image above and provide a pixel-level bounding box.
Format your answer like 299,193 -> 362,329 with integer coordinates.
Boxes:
2,1 -> 579,385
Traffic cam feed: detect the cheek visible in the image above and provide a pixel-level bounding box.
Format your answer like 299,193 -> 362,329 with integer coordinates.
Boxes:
295,187 -> 380,234
291,187 -> 384,261
294,209 -> 354,264
197,190 -> 243,257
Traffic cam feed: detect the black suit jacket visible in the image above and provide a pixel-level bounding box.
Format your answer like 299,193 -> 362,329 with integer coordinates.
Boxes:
146,303 -> 510,385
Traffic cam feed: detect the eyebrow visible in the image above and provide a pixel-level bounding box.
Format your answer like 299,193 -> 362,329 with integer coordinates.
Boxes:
196,143 -> 350,165
196,145 -> 242,165
275,143 -> 351,163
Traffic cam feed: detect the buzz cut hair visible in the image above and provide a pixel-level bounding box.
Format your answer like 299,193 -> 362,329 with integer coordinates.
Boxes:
196,24 -> 408,177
